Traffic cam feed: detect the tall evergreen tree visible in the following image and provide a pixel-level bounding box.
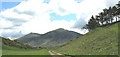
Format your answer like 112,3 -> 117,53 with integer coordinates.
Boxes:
116,1 -> 120,21
108,7 -> 114,23
112,6 -> 118,22
103,8 -> 109,24
99,12 -> 104,25
85,16 -> 100,31
82,1 -> 120,31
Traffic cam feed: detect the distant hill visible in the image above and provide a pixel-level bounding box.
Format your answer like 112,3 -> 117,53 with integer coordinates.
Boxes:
0,37 -> 36,49
16,33 -> 41,47
16,28 -> 82,48
54,22 -> 119,55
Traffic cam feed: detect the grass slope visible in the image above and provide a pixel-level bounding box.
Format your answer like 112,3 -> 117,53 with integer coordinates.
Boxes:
54,22 -> 119,55
1,38 -> 49,55
2,38 -> 36,49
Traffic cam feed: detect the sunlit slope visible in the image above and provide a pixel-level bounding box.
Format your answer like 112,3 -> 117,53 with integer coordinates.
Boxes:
1,38 -> 35,49
1,38 -> 49,55
55,22 -> 119,55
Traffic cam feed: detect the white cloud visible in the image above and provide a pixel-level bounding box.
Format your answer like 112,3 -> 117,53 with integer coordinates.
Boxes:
1,0 -> 27,2
1,9 -> 32,21
0,0 -> 119,39
0,29 -> 24,39
105,0 -> 119,7
21,13 -> 76,34
0,19 -> 13,28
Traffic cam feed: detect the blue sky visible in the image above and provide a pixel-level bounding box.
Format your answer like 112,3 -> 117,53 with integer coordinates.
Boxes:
1,1 -> 77,21
50,13 -> 77,21
43,0 -> 50,4
0,2 -> 2,11
1,2 -> 20,11
1,0 -> 83,22
75,0 -> 83,3
1,0 -> 83,10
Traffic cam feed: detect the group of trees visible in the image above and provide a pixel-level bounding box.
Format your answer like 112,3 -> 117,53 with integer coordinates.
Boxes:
83,1 -> 120,31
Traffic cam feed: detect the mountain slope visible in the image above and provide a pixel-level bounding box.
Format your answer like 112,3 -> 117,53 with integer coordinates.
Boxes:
0,37 -> 35,49
16,33 -> 41,47
0,37 -> 51,55
54,22 -> 119,55
17,28 -> 82,48
17,33 -> 41,41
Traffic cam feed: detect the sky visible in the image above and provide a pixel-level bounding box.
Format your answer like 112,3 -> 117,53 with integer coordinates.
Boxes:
0,0 -> 119,39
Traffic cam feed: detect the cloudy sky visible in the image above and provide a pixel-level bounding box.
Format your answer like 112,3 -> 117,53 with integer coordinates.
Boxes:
0,0 -> 119,39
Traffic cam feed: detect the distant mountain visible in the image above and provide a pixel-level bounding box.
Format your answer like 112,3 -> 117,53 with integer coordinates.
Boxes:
16,33 -> 41,46
16,28 -> 82,48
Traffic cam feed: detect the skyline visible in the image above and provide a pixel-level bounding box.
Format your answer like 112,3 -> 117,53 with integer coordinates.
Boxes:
0,0 -> 119,39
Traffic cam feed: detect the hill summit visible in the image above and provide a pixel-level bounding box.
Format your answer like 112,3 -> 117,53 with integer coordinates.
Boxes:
16,28 -> 82,48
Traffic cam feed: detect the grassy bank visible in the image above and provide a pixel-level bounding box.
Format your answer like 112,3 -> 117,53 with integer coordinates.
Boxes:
54,22 -> 119,55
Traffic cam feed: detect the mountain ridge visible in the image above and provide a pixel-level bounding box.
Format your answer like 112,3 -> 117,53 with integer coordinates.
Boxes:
16,28 -> 82,48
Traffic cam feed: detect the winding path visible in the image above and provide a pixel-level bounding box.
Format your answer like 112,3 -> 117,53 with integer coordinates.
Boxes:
48,51 -> 72,57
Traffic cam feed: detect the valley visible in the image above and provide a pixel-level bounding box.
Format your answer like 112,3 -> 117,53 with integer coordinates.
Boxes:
1,22 -> 119,56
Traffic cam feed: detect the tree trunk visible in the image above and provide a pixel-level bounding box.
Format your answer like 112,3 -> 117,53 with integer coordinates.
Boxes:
116,16 -> 117,22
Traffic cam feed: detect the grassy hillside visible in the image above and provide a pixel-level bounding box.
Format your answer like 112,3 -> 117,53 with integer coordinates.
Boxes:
54,22 -> 119,55
1,37 -> 49,55
1,38 -> 36,49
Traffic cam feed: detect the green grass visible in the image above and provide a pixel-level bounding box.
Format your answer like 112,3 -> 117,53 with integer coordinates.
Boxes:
1,37 -> 50,55
54,22 -> 119,55
2,44 -> 50,55
3,49 -> 49,55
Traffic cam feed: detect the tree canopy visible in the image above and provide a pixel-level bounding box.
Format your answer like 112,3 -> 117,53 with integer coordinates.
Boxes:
83,1 -> 120,31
